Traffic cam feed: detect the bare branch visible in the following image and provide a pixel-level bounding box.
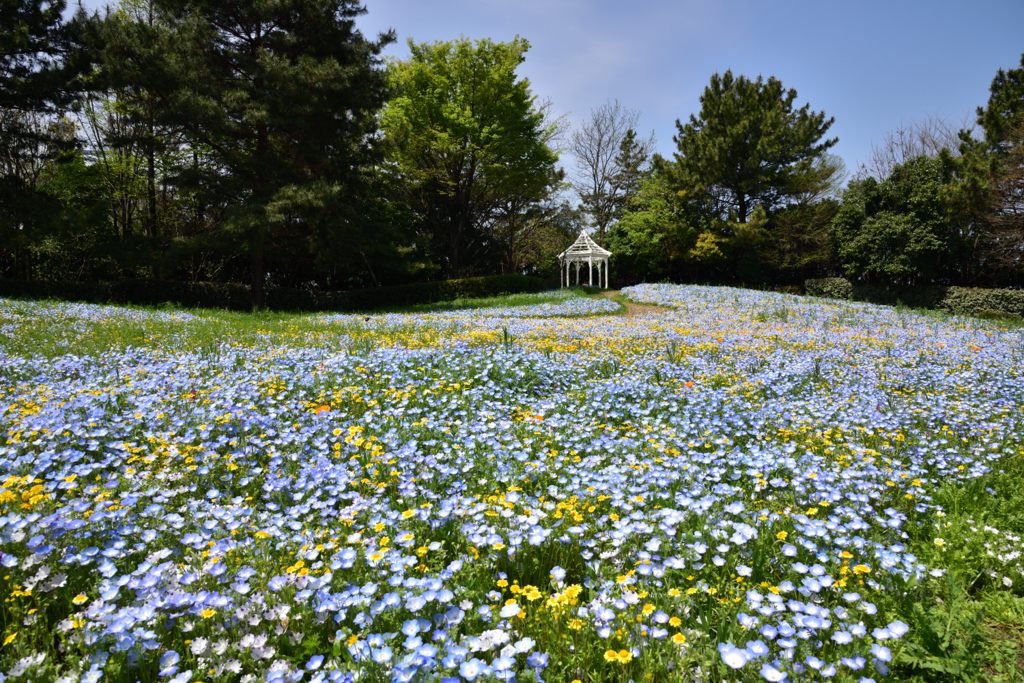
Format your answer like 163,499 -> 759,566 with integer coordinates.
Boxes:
568,99 -> 655,238
857,112 -> 977,180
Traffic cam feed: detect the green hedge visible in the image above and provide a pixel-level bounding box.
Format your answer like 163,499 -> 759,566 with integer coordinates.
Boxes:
0,278 -> 252,310
939,287 -> 1024,318
805,278 -> 1024,319
0,274 -> 545,313
804,278 -> 853,301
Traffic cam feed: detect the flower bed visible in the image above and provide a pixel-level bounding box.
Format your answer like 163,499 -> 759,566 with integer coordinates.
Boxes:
0,285 -> 1021,682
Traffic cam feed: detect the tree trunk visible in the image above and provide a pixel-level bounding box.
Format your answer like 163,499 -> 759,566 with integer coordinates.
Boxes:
147,143 -> 157,239
251,240 -> 265,311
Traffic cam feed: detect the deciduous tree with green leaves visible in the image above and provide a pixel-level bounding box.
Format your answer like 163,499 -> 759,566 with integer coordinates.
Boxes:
381,36 -> 559,279
667,70 -> 837,224
606,170 -> 699,282
830,155 -> 964,285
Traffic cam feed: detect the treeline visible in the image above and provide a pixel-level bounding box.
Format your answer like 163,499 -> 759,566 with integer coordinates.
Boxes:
2,1 -> 1022,311
607,62 -> 1024,290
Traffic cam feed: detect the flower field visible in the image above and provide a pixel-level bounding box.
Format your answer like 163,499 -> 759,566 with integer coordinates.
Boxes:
0,284 -> 1022,683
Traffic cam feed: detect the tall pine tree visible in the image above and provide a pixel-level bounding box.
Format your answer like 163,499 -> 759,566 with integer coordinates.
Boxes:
105,0 -> 393,307
668,70 -> 836,223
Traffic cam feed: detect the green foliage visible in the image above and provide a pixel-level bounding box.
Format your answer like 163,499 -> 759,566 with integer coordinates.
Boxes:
939,287 -> 1024,318
804,277 -> 854,300
103,0 -> 394,308
0,274 -> 544,312
758,199 -> 840,282
0,0 -> 91,114
606,172 -> 697,282
896,575 -> 990,682
804,277 -> 1024,319
976,52 -> 1024,154
666,69 -> 837,223
381,36 -> 559,279
830,155 -> 965,284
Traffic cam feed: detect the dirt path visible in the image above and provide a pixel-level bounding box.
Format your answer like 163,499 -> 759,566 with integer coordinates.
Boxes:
602,290 -> 672,318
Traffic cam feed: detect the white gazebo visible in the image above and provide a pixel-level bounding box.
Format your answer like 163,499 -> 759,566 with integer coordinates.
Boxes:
558,230 -> 612,288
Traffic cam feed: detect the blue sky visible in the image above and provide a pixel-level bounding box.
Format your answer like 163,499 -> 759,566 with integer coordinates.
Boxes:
73,0 -> 1024,179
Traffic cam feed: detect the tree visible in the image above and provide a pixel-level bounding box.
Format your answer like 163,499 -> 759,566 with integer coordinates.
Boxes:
857,113 -> 974,181
758,199 -> 840,283
976,52 -> 1024,155
105,0 -> 393,308
568,100 -> 655,239
0,110 -> 71,278
488,100 -> 568,275
830,155 -> 965,285
1,0 -> 95,279
1,0 -> 91,116
381,36 -> 559,279
606,170 -> 699,282
667,70 -> 837,223
980,115 -> 1024,283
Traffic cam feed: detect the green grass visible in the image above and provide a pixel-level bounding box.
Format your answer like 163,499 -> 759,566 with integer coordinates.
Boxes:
377,288 -> 586,314
895,449 -> 1024,682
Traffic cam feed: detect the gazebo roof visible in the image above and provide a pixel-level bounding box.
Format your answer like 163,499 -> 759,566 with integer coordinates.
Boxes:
558,230 -> 611,260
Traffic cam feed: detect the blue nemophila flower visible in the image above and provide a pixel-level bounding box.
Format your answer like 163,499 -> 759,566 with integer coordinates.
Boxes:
459,658 -> 489,681
2,289 -> 1020,680
760,661 -> 788,681
719,642 -> 749,669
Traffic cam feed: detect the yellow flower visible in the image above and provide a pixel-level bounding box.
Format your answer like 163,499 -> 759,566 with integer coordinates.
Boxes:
853,564 -> 871,575
672,633 -> 687,645
3,633 -> 15,646
200,608 -> 216,619
617,649 -> 633,663
72,594 -> 89,605
776,531 -> 788,540
641,603 -> 655,615
669,616 -> 682,627
604,649 -> 620,662
496,579 -> 508,588
401,510 -> 416,519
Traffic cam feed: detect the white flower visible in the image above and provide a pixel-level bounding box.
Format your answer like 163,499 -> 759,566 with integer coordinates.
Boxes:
499,602 -> 520,618
189,638 -> 208,656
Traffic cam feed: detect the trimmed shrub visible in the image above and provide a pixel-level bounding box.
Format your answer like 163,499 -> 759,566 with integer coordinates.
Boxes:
939,287 -> 1024,318
851,284 -> 947,309
805,278 -> 853,300
107,280 -> 252,311
0,279 -> 110,304
804,277 -> 1024,319
286,274 -> 545,312
0,274 -> 544,313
